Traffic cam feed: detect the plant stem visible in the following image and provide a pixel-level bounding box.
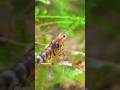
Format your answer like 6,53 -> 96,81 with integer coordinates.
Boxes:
39,21 -> 73,27
36,16 -> 83,20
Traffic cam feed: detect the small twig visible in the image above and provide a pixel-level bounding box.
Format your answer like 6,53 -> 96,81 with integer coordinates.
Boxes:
65,50 -> 85,57
59,61 -> 72,67
39,63 -> 51,65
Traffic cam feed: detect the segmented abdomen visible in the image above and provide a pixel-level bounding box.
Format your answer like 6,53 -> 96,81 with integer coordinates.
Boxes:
36,33 -> 66,64
36,41 -> 62,63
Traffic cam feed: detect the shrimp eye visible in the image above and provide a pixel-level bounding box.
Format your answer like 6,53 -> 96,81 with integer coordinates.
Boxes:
63,35 -> 66,37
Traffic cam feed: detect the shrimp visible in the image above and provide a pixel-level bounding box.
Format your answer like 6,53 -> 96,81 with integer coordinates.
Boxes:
36,32 -> 67,64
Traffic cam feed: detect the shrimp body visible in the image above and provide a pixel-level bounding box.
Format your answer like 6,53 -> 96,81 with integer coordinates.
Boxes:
36,33 -> 67,64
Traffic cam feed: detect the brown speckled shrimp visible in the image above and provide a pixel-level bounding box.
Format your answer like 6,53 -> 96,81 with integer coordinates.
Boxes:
36,33 -> 67,64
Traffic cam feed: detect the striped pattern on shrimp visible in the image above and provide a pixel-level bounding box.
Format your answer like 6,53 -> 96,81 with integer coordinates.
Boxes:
36,33 -> 67,64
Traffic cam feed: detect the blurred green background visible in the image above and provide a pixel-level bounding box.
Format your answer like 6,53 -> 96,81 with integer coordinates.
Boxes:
0,0 -> 34,73
86,0 -> 120,90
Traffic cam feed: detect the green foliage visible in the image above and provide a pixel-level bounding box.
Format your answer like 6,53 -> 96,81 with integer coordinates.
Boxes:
35,0 -> 85,31
35,65 -> 85,89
